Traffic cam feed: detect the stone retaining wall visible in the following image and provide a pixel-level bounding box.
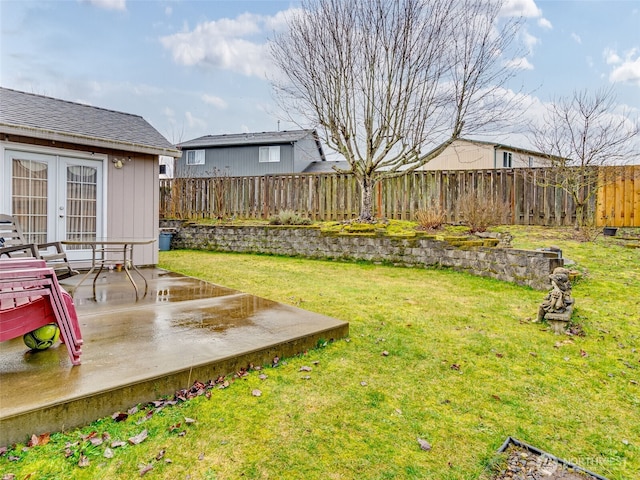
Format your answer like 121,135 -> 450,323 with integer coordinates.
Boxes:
162,222 -> 563,290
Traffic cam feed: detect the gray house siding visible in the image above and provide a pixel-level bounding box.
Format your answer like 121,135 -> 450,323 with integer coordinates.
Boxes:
175,130 -> 325,178
177,144 -> 296,177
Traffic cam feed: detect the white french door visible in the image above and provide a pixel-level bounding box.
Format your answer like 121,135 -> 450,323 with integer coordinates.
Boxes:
6,149 -> 104,261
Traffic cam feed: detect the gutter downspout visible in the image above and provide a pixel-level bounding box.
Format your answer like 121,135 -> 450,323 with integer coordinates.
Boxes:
493,145 -> 498,169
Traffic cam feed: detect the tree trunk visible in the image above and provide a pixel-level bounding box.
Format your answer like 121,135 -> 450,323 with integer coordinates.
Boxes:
359,176 -> 375,222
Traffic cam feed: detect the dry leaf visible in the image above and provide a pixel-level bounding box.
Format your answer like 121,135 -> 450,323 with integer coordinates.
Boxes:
78,455 -> 90,467
417,438 -> 432,451
301,375 -> 311,380
185,417 -> 196,424
299,366 -> 312,372
111,441 -> 126,448
139,464 -> 153,476
103,447 -> 114,459
128,429 -> 148,445
580,349 -> 588,357
381,351 -> 389,356
252,389 -> 262,397
259,374 -> 268,380
89,437 -> 103,447
112,412 -> 128,422
156,450 -> 166,461
360,381 -> 368,386
450,364 -> 460,371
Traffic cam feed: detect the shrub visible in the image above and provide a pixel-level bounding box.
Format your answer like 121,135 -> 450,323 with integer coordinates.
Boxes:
415,205 -> 446,230
269,209 -> 312,226
458,192 -> 509,233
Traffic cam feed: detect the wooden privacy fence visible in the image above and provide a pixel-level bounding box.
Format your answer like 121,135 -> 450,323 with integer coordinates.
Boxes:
160,166 -> 640,227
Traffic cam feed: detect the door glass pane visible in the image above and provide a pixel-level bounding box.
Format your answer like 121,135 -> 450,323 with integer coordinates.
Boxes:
66,165 -> 97,248
11,159 -> 48,244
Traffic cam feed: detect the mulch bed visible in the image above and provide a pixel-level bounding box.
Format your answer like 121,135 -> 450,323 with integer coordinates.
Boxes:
491,438 -> 608,480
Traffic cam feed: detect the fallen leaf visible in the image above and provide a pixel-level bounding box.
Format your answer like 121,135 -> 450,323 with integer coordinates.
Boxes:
2,474 -> 15,480
272,356 -> 280,366
103,447 -> 114,459
259,374 -> 268,380
360,381 -> 368,386
111,441 -> 127,448
89,437 -> 103,447
128,430 -> 148,445
139,464 -> 153,476
417,438 -> 432,451
80,431 -> 98,442
64,448 -> 74,458
381,351 -> 389,356
0,446 -> 6,456
529,352 -> 537,357
301,375 -> 311,380
495,353 -> 504,358
128,406 -> 139,415
185,417 -> 196,424
137,411 -> 154,424
155,449 -> 166,461
219,381 -> 230,389
252,389 -> 262,397
27,433 -> 50,447
491,394 -> 501,401
450,364 -> 460,371
580,349 -> 588,357
78,455 -> 90,467
198,452 -> 205,461
312,361 -> 320,365
112,412 -> 128,422
299,366 -> 312,372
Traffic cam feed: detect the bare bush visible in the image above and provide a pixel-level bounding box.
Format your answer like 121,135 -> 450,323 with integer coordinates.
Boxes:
458,193 -> 509,233
415,206 -> 446,230
269,210 -> 312,226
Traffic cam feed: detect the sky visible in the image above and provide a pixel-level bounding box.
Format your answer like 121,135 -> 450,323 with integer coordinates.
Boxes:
1,0 -> 639,150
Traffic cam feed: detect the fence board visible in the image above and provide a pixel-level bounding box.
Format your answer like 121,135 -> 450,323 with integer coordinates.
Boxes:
160,167 -> 638,227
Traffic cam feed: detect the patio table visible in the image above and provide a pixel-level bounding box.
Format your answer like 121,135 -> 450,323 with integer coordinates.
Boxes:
62,238 -> 155,300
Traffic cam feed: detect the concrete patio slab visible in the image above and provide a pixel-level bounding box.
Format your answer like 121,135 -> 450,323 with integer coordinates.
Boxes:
0,269 -> 349,446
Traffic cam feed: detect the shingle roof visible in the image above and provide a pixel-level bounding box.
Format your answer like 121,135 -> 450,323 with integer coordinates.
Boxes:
302,161 -> 350,173
0,87 -> 180,157
178,129 -> 317,149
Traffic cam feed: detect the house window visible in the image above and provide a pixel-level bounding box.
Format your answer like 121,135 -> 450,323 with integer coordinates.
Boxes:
528,156 -> 534,168
259,146 -> 281,163
186,150 -> 205,165
159,164 -> 167,175
503,152 -> 512,168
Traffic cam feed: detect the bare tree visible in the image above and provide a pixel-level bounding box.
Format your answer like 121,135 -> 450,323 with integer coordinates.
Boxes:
270,0 -> 524,221
528,87 -> 640,228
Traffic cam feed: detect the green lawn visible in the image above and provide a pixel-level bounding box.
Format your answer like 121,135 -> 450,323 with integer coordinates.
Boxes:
1,226 -> 638,479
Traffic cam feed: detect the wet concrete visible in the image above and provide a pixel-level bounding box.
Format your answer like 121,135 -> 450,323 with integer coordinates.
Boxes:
0,269 -> 349,446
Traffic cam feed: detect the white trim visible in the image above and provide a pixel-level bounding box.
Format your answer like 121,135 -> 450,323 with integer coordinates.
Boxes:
0,140 -> 108,251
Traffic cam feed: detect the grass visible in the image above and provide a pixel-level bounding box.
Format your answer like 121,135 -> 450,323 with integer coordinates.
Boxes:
1,226 -> 639,479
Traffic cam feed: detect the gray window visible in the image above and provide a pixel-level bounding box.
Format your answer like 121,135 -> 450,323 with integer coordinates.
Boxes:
259,146 -> 281,163
502,152 -> 512,168
186,150 -> 205,165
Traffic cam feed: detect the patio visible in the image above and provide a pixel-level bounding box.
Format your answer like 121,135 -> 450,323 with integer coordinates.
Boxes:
0,268 -> 349,446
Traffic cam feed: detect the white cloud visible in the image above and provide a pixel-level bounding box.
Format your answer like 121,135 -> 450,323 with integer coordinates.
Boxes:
160,11 -> 284,78
202,94 -> 228,109
522,30 -> 538,51
185,111 -> 207,129
79,0 -> 126,11
604,48 -> 622,65
505,57 -> 534,70
609,55 -> 640,86
500,0 -> 542,18
537,17 -> 552,29
571,33 -> 582,44
165,6 -> 172,16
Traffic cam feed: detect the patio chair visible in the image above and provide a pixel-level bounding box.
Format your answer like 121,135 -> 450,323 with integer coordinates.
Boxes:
0,258 -> 83,366
0,214 -> 78,279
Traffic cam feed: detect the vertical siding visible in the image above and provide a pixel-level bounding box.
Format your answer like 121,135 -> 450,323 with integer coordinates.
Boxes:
107,154 -> 158,265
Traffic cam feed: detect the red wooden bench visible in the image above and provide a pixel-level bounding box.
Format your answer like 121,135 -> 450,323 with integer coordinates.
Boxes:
0,258 -> 83,365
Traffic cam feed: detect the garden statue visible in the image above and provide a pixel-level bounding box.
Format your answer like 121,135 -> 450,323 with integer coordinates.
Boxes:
537,267 -> 575,333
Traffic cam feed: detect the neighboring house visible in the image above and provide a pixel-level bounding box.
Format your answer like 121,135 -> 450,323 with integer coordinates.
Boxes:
419,138 -> 550,171
159,155 -> 174,178
0,87 -> 181,266
175,129 -> 328,177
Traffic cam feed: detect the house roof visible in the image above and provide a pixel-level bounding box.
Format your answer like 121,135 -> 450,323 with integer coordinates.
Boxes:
302,161 -> 350,173
0,87 -> 180,158
452,138 -> 554,159
178,129 -> 319,149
